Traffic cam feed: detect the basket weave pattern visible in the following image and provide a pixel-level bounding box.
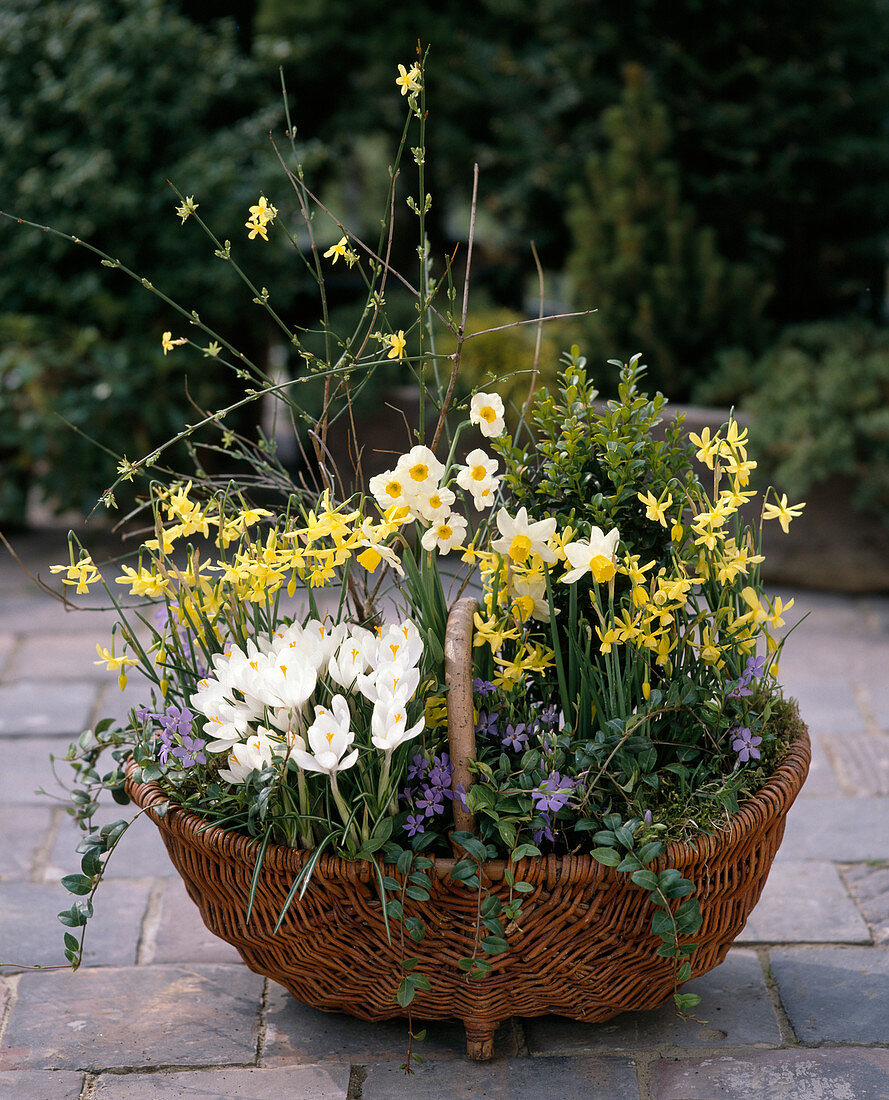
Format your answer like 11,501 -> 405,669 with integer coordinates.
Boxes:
126,598 -> 810,1059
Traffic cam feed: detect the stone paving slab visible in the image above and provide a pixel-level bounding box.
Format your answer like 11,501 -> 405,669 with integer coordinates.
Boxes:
48,809 -> 174,883
525,950 -> 780,1055
769,947 -> 889,1045
652,1047 -> 889,1100
843,861 -> 889,945
0,736 -> 92,806
776,797 -> 889,862
0,964 -> 263,1071
0,595 -> 118,638
0,681 -> 98,737
0,635 -> 13,679
5,633 -> 115,683
361,1055 -> 641,1099
0,1070 -> 85,1099
0,805 -> 56,880
736,862 -> 871,944
831,733 -> 889,796
93,1065 -> 352,1099
798,736 -> 845,798
0,879 -> 151,973
147,877 -> 244,966
263,981 -> 519,1064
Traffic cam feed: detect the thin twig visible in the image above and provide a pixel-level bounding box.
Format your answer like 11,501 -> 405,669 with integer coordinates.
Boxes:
430,163 -> 479,453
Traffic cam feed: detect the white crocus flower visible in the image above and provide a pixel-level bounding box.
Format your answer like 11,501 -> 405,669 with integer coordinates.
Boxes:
378,620 -> 424,669
561,527 -> 621,585
356,662 -> 421,707
371,699 -> 425,752
420,511 -> 468,555
290,695 -> 359,776
218,729 -> 276,784
469,392 -> 505,438
491,507 -> 557,565
328,628 -> 377,689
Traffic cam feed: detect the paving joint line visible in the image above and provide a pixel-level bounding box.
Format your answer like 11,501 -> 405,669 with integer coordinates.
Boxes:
134,878 -> 165,965
347,1063 -> 367,1098
255,976 -> 271,1066
29,806 -> 65,884
755,945 -> 799,1047
78,1071 -> 98,1100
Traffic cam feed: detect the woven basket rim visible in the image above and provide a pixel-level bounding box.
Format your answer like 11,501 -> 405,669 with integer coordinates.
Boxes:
126,715 -> 810,884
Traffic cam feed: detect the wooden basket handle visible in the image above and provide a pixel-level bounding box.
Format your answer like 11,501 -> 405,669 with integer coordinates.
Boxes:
444,595 -> 480,837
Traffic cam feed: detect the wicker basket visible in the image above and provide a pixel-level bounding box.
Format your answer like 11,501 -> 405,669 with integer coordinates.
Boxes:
126,597 -> 810,1060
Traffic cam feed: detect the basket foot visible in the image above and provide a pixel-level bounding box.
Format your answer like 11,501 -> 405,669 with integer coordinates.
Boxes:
464,1021 -> 496,1061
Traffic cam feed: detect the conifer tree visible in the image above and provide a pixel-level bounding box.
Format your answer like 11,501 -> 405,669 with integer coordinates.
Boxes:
565,64 -> 771,398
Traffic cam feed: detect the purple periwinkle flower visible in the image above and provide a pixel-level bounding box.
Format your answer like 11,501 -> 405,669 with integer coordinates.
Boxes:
501,722 -> 529,752
406,752 -> 429,782
532,812 -> 555,845
643,810 -> 653,826
730,726 -> 762,763
427,753 -> 453,792
474,710 -> 500,738
404,813 -> 426,838
453,783 -> 469,813
170,732 -> 207,768
416,787 -> 446,818
532,772 -> 576,814
473,678 -> 496,698
729,654 -> 768,698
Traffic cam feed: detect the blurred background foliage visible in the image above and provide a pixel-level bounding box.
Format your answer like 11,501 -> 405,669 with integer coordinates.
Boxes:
3,0 -> 889,523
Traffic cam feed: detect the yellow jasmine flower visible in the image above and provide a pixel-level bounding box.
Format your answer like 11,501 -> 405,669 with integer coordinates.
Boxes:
248,196 -> 277,225
245,218 -> 269,241
762,493 -> 805,534
387,330 -> 407,360
324,236 -> 349,264
203,341 -> 222,358
161,331 -> 187,355
395,63 -> 422,95
175,195 -> 198,223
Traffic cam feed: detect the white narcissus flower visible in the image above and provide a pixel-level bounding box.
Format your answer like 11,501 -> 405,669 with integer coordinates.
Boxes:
469,392 -> 505,438
395,445 -> 445,491
561,527 -> 621,585
412,484 -> 456,523
456,449 -> 500,510
491,507 -> 557,565
368,468 -> 412,512
218,729 -> 277,784
420,511 -> 468,555
371,699 -> 425,752
290,695 -> 359,776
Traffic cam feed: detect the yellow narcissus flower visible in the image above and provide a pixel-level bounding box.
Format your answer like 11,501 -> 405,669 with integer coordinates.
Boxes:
49,555 -> 102,594
762,493 -> 805,534
637,490 -> 673,527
